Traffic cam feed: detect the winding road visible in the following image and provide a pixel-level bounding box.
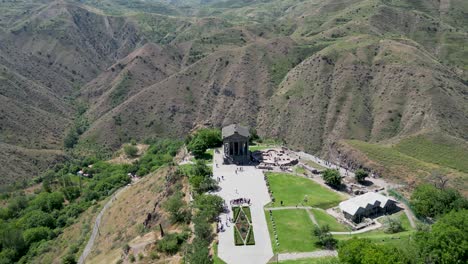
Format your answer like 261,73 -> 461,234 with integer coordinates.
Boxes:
77,185 -> 129,264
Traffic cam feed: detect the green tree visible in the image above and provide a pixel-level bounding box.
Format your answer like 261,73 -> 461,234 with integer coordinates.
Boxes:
383,216 -> 404,234
31,192 -> 64,212
410,184 -> 467,218
164,192 -> 191,224
17,210 -> 55,229
187,238 -> 212,264
186,128 -> 222,158
193,195 -> 224,222
415,209 -> 468,263
322,169 -> 342,187
23,227 -> 51,246
157,232 -> 187,255
354,169 -> 368,183
313,225 -> 337,249
64,129 -> 79,149
338,238 -> 410,264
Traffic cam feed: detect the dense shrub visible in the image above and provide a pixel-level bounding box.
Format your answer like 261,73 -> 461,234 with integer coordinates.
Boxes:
17,210 -> 55,229
186,238 -> 211,264
124,145 -> 139,158
186,128 -> 222,158
415,209 -> 468,263
313,225 -> 337,249
338,238 -> 410,264
157,232 -> 188,255
187,160 -> 217,194
23,227 -> 51,247
164,191 -> 191,224
410,184 -> 467,218
383,216 -> 404,234
354,169 -> 368,183
322,169 -> 342,187
30,192 -> 64,213
193,194 -> 224,222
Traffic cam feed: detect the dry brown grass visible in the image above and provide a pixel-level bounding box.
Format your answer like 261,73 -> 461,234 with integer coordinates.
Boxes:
87,167 -> 190,264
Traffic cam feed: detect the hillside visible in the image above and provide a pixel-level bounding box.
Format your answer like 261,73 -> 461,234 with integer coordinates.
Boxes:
0,0 -> 466,188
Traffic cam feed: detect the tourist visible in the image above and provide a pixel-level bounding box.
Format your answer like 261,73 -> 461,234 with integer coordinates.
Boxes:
280,200 -> 283,206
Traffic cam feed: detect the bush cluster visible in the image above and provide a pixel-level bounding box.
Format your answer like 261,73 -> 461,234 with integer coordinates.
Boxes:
186,129 -> 222,158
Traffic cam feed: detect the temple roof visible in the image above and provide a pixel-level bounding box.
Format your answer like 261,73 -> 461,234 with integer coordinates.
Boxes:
222,124 -> 250,139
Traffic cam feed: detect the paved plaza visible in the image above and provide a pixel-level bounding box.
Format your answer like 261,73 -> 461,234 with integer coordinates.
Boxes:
212,150 -> 274,264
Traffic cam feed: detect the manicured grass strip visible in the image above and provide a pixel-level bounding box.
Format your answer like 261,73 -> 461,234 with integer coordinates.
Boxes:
265,209 -> 318,253
266,172 -> 345,209
280,256 -> 339,264
242,206 -> 252,223
234,227 -> 244,246
311,209 -> 350,232
246,227 -> 255,245
232,207 -> 240,221
249,144 -> 278,152
213,242 -> 226,264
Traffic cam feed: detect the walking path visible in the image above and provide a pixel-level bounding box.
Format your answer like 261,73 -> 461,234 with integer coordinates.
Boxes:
213,150 -> 273,264
400,203 -> 417,229
278,250 -> 338,261
78,185 -> 129,264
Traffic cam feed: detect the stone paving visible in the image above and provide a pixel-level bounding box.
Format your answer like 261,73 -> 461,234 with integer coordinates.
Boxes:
212,150 -> 274,264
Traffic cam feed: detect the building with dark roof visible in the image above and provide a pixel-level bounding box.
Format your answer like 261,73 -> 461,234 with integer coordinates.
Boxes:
222,124 -> 250,164
339,192 -> 398,223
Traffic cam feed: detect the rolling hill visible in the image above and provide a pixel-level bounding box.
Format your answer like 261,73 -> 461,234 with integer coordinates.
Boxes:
0,0 -> 466,190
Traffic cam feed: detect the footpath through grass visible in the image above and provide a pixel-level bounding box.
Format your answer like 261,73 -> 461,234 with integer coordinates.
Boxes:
311,209 -> 350,232
265,209 -> 318,253
266,172 -> 345,209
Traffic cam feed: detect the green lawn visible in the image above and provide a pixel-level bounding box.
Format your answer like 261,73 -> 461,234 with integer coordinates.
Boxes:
311,209 -> 350,232
265,209 -> 318,253
280,256 -> 339,264
293,165 -> 307,175
378,211 -> 414,231
266,172 -> 345,209
335,229 -> 415,249
213,242 -> 226,264
301,159 -> 327,171
249,144 -> 278,152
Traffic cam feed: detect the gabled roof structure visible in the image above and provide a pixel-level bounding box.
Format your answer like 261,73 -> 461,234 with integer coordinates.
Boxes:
339,192 -> 394,216
222,124 -> 250,139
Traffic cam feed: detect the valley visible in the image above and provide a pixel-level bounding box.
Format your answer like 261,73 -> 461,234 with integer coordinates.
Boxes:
0,0 -> 466,263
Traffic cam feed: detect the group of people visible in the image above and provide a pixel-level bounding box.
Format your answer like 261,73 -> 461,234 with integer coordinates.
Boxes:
230,197 -> 251,206
217,215 -> 234,233
216,175 -> 225,182
235,166 -> 244,174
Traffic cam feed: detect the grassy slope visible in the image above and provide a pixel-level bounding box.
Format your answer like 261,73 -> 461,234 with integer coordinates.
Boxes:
265,209 -> 318,253
311,208 -> 350,232
266,172 -> 345,209
395,134 -> 468,173
344,133 -> 468,193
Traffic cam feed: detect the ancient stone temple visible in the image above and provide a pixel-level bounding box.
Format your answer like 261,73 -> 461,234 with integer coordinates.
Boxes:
222,124 -> 250,164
